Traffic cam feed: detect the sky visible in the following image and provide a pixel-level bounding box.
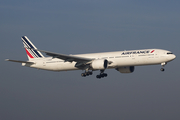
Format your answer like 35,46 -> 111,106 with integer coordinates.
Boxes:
1,0 -> 180,120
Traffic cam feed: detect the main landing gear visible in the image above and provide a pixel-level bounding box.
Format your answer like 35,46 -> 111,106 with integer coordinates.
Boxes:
160,62 -> 166,72
81,71 -> 93,77
96,70 -> 108,79
81,69 -> 108,79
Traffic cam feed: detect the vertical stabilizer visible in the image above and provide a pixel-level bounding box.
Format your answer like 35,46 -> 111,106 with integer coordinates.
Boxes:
21,36 -> 44,60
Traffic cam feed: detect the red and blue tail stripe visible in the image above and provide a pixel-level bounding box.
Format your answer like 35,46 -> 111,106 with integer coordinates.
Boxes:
21,36 -> 44,59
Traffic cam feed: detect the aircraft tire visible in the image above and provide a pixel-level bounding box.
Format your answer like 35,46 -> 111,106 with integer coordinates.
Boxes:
104,73 -> 107,77
96,75 -> 101,79
160,68 -> 165,71
89,72 -> 93,75
81,73 -> 86,77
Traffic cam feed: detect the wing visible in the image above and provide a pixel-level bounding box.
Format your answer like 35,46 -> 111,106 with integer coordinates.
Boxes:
33,49 -> 93,63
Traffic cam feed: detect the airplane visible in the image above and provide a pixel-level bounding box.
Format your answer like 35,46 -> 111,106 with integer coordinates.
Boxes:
6,36 -> 176,79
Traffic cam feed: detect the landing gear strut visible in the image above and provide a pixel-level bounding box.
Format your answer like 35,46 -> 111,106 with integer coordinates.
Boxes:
96,70 -> 108,79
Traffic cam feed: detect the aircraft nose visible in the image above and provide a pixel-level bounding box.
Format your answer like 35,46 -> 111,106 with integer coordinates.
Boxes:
173,54 -> 176,60
167,54 -> 176,61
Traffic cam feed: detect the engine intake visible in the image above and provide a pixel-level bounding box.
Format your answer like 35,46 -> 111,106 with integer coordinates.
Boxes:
116,66 -> 134,73
91,59 -> 108,70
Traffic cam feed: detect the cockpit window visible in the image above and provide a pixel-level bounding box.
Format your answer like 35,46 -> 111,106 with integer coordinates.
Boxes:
167,52 -> 173,54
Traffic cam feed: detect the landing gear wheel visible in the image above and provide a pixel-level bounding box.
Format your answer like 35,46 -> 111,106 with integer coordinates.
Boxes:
81,73 -> 86,77
96,73 -> 108,79
160,68 -> 165,71
103,73 -> 107,77
86,72 -> 89,76
96,75 -> 101,79
89,72 -> 93,75
100,73 -> 104,78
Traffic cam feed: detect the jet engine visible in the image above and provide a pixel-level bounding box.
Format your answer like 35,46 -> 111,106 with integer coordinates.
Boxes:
116,66 -> 135,73
91,59 -> 108,70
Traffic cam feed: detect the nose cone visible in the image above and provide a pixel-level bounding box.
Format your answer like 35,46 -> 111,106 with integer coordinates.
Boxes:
172,54 -> 176,60
169,54 -> 176,61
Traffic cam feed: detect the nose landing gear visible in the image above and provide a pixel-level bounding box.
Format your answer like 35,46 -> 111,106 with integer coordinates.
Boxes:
160,62 -> 167,72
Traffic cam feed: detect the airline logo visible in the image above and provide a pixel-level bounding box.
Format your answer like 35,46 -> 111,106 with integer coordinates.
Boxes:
22,36 -> 43,58
151,50 -> 155,53
121,50 -> 155,55
25,48 -> 34,58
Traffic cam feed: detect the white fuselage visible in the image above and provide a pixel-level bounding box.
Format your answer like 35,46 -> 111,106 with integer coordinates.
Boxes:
23,49 -> 176,71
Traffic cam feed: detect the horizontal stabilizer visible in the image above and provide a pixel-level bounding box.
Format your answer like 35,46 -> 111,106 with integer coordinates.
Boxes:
5,59 -> 34,64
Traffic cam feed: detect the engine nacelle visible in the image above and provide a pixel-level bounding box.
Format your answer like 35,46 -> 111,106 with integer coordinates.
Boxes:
116,66 -> 135,73
91,59 -> 108,70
